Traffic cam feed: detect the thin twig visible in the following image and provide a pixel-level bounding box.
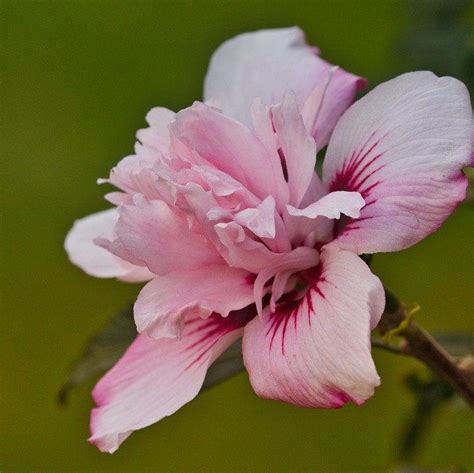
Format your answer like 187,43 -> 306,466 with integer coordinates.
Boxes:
377,288 -> 474,407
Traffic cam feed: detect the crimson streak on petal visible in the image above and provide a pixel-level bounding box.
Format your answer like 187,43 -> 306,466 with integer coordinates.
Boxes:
243,248 -> 384,409
183,310 -> 256,370
89,306 -> 256,453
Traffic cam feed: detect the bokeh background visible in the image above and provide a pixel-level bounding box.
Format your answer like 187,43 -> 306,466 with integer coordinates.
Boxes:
2,1 -> 473,471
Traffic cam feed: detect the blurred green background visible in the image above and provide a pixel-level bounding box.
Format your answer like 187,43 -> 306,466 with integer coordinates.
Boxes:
1,1 -> 473,471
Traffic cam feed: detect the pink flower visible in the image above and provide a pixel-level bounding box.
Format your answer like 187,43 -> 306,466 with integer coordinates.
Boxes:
65,27 -> 473,453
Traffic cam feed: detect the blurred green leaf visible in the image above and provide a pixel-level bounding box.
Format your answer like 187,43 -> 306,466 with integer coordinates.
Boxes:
202,340 -> 245,390
58,305 -> 136,405
398,372 -> 456,463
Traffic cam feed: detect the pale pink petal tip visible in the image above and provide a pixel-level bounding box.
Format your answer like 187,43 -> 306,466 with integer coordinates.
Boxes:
65,209 -> 153,282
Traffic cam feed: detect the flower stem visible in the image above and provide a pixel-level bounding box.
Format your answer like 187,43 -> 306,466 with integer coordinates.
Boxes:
377,288 -> 474,407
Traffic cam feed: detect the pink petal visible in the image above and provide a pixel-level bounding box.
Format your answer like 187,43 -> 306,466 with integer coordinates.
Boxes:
65,209 -> 153,282
234,195 -> 277,239
214,221 -> 278,273
191,165 -> 260,207
250,99 -> 279,159
253,246 -> 320,317
204,27 -> 365,145
287,191 -> 365,219
323,72 -> 473,254
302,66 -> 367,149
102,153 -> 163,201
136,107 -> 176,154
100,197 -> 221,275
89,309 -> 255,453
271,93 -> 317,207
214,221 -> 296,274
284,191 -> 364,247
300,172 -> 328,208
243,247 -> 384,408
102,107 -> 175,198
134,264 -> 255,339
171,102 -> 288,211
178,182 -> 293,256
173,182 -> 233,249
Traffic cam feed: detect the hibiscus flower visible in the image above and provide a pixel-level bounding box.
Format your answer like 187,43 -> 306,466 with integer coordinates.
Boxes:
65,27 -> 473,453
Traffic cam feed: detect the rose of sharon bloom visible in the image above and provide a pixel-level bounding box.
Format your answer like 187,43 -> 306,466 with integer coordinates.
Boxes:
65,27 -> 473,453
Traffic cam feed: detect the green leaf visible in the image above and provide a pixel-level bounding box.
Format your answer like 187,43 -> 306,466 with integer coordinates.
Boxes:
202,340 -> 244,390
397,371 -> 455,464
58,305 -> 136,405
